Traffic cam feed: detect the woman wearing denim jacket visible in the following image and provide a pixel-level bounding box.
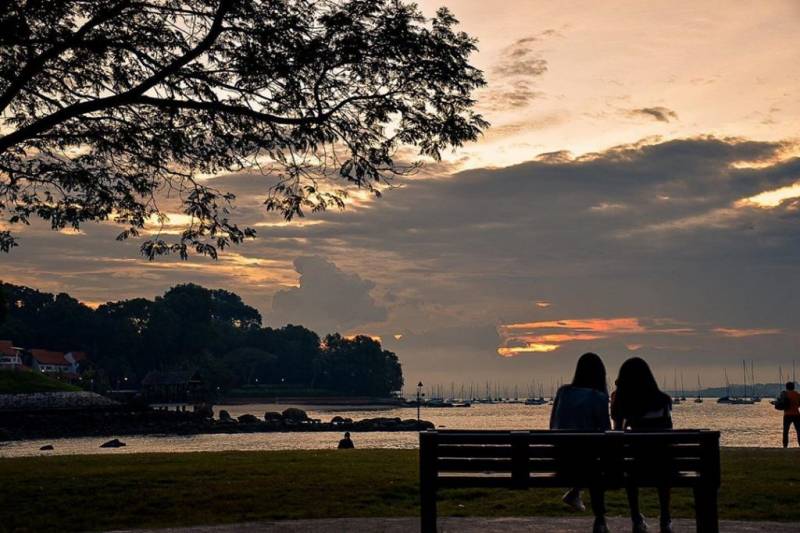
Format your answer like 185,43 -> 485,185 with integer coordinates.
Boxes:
550,352 -> 611,533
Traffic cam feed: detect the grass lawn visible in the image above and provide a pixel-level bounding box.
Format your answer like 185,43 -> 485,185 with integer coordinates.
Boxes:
1,448 -> 798,531
0,371 -> 80,394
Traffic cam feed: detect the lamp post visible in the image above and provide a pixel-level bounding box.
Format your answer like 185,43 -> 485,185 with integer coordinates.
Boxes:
416,381 -> 424,423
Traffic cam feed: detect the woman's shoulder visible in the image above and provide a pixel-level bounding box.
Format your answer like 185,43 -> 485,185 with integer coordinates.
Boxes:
660,392 -> 673,408
554,384 -> 571,397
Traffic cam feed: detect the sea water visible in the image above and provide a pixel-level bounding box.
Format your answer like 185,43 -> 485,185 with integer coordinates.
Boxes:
0,400 -> 790,457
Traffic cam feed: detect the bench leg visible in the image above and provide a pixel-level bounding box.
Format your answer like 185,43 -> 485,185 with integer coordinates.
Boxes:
693,486 -> 719,533
420,486 -> 437,533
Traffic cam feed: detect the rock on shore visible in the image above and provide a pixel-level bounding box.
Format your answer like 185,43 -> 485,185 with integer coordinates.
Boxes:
0,392 -> 119,410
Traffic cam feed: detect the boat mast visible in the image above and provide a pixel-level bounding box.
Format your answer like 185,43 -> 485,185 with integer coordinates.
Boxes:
673,369 -> 677,397
742,360 -> 747,399
724,368 -> 730,397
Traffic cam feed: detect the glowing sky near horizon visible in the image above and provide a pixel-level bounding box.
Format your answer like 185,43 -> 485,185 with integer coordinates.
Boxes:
418,0 -> 800,169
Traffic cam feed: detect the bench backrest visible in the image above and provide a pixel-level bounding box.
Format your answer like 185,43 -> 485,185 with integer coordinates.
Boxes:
420,429 -> 720,489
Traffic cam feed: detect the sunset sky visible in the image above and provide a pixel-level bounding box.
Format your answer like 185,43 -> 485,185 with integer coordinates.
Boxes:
3,0 -> 800,390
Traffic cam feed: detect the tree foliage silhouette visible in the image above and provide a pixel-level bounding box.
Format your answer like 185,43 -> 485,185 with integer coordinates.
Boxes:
1,281 -> 404,395
0,286 -> 6,324
0,0 -> 486,258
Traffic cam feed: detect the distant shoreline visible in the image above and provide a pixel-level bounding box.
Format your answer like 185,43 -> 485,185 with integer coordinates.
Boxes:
219,396 -> 405,406
0,399 -> 433,441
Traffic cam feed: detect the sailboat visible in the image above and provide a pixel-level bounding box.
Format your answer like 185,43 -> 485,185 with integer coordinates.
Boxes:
719,363 -> 757,404
524,397 -> 547,405
680,372 -> 687,402
694,375 -> 703,403
738,360 -> 757,404
750,360 -> 761,402
672,370 -> 683,404
525,382 -> 547,405
717,369 -> 735,404
771,366 -> 784,406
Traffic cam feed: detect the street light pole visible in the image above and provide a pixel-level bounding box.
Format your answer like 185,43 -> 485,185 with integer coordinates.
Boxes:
417,381 -> 424,423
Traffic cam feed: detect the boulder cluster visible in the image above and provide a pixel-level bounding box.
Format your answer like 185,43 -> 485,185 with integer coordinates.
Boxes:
216,407 -> 434,432
0,405 -> 434,441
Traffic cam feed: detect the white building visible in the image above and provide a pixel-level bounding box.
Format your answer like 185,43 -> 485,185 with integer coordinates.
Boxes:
0,340 -> 24,370
30,349 -> 70,374
29,348 -> 86,375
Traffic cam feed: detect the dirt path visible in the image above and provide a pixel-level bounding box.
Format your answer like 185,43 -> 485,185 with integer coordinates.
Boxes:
113,516 -> 799,532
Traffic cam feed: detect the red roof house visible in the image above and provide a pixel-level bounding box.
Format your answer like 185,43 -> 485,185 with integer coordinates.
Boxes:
0,340 -> 24,369
30,349 -> 75,374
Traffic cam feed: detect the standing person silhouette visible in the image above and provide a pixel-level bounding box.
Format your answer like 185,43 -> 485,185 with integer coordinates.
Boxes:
549,352 -> 611,533
779,382 -> 800,448
611,357 -> 674,533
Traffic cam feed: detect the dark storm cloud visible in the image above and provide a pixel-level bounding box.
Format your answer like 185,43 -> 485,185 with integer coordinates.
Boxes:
215,138 -> 800,292
269,255 -> 387,334
626,106 -> 679,123
230,136 -> 800,376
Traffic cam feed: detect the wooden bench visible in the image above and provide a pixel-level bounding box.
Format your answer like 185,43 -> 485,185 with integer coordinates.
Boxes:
419,429 -> 720,533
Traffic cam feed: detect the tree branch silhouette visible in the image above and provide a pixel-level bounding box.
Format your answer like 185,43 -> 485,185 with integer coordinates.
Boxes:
0,0 -> 487,258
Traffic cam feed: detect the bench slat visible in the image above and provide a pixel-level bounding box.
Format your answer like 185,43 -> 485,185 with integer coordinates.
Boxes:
437,445 -> 513,458
437,444 -> 628,460
431,432 -> 607,445
438,471 -> 707,489
437,458 -> 513,472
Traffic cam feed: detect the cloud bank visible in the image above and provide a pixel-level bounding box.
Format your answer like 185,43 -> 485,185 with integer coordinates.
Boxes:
3,136 -> 800,386
270,256 -> 387,335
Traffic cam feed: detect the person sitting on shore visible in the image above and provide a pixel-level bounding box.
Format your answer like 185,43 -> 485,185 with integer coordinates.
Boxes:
611,357 -> 674,533
549,352 -> 611,533
779,382 -> 800,448
337,431 -> 355,449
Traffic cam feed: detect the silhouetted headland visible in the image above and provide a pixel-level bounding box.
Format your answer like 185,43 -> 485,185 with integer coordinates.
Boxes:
0,396 -> 433,441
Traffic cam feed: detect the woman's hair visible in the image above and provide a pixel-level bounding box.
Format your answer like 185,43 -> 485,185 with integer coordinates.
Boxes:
613,357 -> 671,419
571,352 -> 608,394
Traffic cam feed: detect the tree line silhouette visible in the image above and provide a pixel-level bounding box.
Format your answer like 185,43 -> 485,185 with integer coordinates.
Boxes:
0,283 -> 403,397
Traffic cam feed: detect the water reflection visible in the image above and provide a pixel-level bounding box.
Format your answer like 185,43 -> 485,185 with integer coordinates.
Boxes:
0,400 -> 786,457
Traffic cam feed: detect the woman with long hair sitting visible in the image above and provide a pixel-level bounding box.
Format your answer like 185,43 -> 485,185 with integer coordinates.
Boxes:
550,352 -> 611,533
611,357 -> 674,533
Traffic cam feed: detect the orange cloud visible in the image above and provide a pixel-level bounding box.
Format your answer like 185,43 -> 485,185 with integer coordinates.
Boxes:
501,317 -> 645,333
734,181 -> 800,209
713,327 -> 781,338
514,333 -> 605,343
497,344 -> 559,357
344,334 -> 383,343
496,316 -> 697,357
